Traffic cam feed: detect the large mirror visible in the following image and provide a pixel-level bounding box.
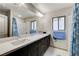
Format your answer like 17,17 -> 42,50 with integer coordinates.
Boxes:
12,16 -> 37,37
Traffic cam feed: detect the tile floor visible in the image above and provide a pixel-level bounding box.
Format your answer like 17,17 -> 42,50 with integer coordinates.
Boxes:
53,40 -> 67,50
44,47 -> 68,56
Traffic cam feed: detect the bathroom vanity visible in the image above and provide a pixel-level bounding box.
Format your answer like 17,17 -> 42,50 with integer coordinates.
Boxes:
0,33 -> 50,56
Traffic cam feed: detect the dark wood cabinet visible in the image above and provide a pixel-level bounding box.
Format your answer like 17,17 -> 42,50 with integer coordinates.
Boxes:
27,41 -> 39,56
7,35 -> 50,56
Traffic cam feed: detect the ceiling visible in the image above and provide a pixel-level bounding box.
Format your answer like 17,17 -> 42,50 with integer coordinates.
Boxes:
0,3 -> 72,18
0,3 -> 36,18
32,3 -> 72,14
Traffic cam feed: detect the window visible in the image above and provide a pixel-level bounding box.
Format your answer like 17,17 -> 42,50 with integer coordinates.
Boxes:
53,16 -> 65,31
30,20 -> 37,33
53,18 -> 58,31
59,17 -> 65,30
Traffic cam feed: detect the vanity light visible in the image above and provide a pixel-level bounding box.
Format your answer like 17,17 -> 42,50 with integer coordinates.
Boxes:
36,12 -> 44,17
19,3 -> 27,8
18,3 -> 25,6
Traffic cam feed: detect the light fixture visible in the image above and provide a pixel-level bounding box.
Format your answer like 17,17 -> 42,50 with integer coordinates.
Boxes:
18,3 -> 25,6
36,12 -> 44,17
19,3 -> 27,8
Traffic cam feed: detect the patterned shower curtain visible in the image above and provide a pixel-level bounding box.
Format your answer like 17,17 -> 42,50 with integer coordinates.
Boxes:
12,17 -> 18,36
70,3 -> 79,56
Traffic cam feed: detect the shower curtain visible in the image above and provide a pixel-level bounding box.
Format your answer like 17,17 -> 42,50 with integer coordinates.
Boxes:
12,17 -> 18,36
70,3 -> 79,56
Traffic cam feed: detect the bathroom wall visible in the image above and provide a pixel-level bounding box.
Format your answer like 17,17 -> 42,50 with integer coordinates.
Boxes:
24,21 -> 30,34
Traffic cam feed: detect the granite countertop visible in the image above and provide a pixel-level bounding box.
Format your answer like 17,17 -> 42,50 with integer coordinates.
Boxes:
0,33 -> 50,56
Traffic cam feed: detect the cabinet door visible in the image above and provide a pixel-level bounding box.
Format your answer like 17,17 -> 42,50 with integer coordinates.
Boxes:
7,46 -> 28,56
44,37 -> 48,50
18,46 -> 28,56
38,35 -> 50,56
38,38 -> 46,56
27,41 -> 39,56
38,39 -> 44,56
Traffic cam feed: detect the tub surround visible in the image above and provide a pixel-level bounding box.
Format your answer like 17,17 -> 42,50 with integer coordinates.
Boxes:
0,33 -> 50,56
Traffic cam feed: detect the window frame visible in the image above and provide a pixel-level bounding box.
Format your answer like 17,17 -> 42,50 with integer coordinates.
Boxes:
30,20 -> 37,33
52,16 -> 66,31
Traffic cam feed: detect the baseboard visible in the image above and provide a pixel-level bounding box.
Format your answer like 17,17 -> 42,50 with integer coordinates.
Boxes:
50,45 -> 68,51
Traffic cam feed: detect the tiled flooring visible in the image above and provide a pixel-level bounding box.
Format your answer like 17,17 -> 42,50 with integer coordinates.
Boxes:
53,40 -> 67,50
44,47 -> 68,56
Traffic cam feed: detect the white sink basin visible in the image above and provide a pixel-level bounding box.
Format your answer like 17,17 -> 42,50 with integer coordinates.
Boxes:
11,39 -> 30,46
